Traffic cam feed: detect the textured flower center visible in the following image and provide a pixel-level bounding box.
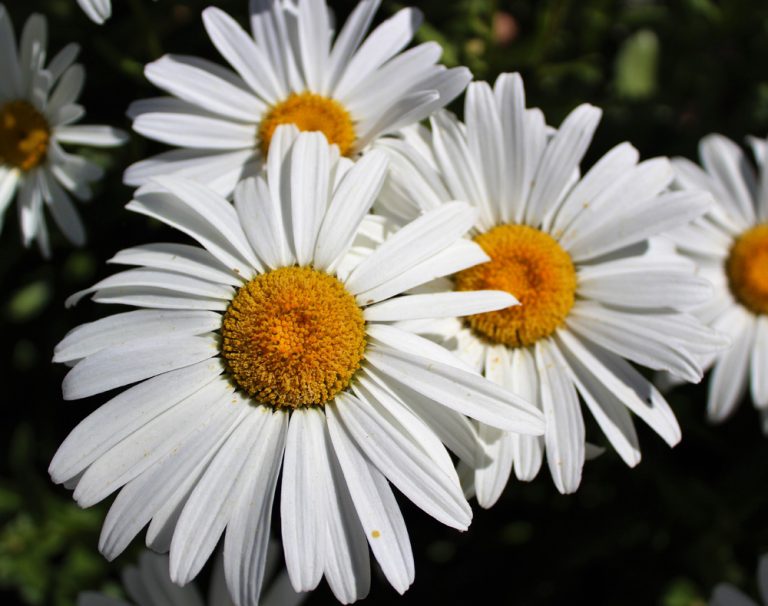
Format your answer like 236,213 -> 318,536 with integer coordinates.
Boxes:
258,92 -> 356,157
221,266 -> 367,409
0,100 -> 50,171
455,224 -> 577,348
726,223 -> 768,315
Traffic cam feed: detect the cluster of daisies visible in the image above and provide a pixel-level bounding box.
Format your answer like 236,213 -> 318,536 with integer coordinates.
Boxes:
1,0 -> 766,605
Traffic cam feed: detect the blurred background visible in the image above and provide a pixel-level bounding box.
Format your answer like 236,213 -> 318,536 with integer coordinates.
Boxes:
2,0 -> 768,604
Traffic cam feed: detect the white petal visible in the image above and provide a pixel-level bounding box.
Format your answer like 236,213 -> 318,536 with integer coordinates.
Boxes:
49,359 -> 223,485
133,110 -> 256,150
55,125 -> 127,147
224,410 -> 288,606
289,132 -> 330,265
366,344 -> 544,434
507,347 -> 544,482
314,150 -> 388,271
74,379 -> 233,508
234,176 -> 292,270
281,409 -> 328,592
365,290 -> 516,322
332,391 -> 471,530
334,7 -> 422,99
322,437 -> 371,604
535,339 -> 585,494
98,397 -> 246,560
700,134 -> 757,226
525,104 -> 602,226
353,239 -> 489,306
465,81 -> 505,224
77,0 -> 111,24
752,317 -> 768,408
108,243 -> 243,287
345,202 -> 476,296
549,142 -> 639,236
145,54 -> 265,122
708,308 -> 754,422
324,0 -> 381,93
0,6 -> 22,99
62,334 -> 218,400
556,329 -> 681,448
202,7 -> 285,104
169,406 -> 269,585
54,310 -> 221,363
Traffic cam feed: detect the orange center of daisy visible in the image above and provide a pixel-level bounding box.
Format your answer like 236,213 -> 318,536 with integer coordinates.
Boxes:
221,266 -> 366,409
726,223 -> 768,315
455,224 -> 577,348
258,92 -> 356,158
0,100 -> 50,171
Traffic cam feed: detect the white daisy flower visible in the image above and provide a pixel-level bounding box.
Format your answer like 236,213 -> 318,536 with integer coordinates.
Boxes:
51,127 -> 543,605
667,134 -> 768,429
124,0 -> 471,197
78,545 -> 305,606
374,73 -> 726,500
0,5 -> 127,255
710,554 -> 768,606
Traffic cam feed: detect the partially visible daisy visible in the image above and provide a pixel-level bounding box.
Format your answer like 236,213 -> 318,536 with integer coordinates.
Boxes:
125,0 -> 471,197
78,546 -> 305,606
668,134 -> 768,429
710,554 -> 768,606
374,73 -> 726,500
0,5 -> 127,255
52,127 -> 543,605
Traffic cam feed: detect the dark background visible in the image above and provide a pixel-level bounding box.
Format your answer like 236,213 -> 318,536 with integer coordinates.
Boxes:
1,0 -> 768,604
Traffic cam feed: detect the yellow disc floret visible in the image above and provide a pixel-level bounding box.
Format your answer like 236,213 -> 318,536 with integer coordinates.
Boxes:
455,224 -> 577,348
0,100 -> 50,171
726,223 -> 768,315
221,266 -> 367,409
259,92 -> 356,158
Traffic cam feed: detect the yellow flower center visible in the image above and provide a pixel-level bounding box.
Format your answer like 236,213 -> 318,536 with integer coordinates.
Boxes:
0,100 -> 50,171
455,224 -> 577,348
258,92 -> 356,158
726,223 -> 768,315
221,266 -> 367,409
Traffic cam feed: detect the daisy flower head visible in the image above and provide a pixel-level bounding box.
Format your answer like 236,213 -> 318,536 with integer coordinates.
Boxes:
668,134 -> 768,429
374,73 -> 727,500
0,5 -> 127,256
51,127 -> 544,605
124,0 -> 471,197
79,546 -> 305,606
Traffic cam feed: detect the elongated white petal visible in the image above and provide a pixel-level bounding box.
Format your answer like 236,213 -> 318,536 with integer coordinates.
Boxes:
99,397 -> 245,560
314,151 -> 388,271
364,290 -> 516,322
708,308 -> 754,422
333,391 -> 471,530
366,345 -> 544,434
327,405 -> 414,594
49,360 -> 223,484
54,310 -> 221,363
169,406 -> 268,585
289,133 -> 330,265
224,410 -> 288,606
54,125 -> 127,147
346,202 -> 476,296
202,7 -> 285,103
752,317 -> 768,408
145,55 -> 265,122
108,243 -> 243,287
536,340 -> 585,494
507,347 -> 544,482
281,409 -> 328,592
74,379 -> 233,508
700,133 -> 757,226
